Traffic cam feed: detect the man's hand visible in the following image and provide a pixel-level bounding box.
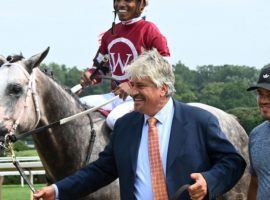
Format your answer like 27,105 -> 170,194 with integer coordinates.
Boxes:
188,173 -> 208,200
113,82 -> 131,100
80,70 -> 98,87
33,185 -> 55,200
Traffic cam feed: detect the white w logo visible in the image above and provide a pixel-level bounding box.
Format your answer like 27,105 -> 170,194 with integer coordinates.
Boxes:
108,37 -> 138,80
110,53 -> 132,73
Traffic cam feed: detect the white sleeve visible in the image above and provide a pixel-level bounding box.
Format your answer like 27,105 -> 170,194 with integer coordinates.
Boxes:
52,184 -> 59,200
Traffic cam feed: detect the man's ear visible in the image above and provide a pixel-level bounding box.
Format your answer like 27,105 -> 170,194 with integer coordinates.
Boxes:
140,0 -> 147,11
161,84 -> 168,97
137,1 -> 145,14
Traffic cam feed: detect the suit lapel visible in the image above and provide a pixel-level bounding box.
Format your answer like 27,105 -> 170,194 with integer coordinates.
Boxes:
129,113 -> 144,173
166,100 -> 189,171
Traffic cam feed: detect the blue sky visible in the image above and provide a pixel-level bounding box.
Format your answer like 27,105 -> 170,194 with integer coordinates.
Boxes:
1,0 -> 269,69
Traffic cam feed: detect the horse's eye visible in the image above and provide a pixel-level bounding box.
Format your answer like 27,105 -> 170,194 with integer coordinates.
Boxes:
6,84 -> 23,97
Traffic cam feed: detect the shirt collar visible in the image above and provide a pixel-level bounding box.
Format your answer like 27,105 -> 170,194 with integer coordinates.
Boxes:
144,98 -> 173,125
121,17 -> 142,25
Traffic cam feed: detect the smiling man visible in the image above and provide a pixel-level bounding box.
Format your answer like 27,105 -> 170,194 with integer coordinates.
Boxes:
34,49 -> 245,200
247,65 -> 270,200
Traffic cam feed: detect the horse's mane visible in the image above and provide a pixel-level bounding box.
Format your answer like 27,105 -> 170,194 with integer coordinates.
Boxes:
41,67 -> 88,108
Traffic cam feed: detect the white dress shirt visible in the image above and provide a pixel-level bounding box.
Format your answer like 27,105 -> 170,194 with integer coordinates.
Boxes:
134,98 -> 174,200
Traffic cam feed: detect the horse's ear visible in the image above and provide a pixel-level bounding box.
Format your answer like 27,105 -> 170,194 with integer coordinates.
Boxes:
24,47 -> 50,72
0,55 -> 6,67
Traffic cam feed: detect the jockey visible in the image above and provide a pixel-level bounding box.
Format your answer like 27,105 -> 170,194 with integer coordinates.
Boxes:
80,0 -> 170,129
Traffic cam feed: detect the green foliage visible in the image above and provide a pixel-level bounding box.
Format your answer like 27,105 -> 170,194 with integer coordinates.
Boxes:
40,63 -> 81,87
220,81 -> 256,109
173,62 -> 198,102
40,63 -> 109,95
227,107 -> 264,134
173,63 -> 259,110
196,65 -> 258,85
199,82 -> 226,108
3,175 -> 46,185
13,141 -> 29,152
15,150 -> 38,157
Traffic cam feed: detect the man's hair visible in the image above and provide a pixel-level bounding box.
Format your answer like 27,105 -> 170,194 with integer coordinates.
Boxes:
125,49 -> 175,97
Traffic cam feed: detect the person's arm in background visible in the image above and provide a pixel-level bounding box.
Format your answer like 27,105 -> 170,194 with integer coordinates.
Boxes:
247,175 -> 258,200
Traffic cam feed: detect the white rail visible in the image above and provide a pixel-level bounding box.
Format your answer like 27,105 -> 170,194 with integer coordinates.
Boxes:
0,156 -> 45,188
0,156 -> 44,171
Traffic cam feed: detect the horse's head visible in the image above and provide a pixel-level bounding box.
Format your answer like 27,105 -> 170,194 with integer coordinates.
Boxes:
0,47 -> 49,139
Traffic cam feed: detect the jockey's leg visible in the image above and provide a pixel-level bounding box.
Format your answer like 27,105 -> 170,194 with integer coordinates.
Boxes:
80,93 -> 115,110
106,99 -> 134,129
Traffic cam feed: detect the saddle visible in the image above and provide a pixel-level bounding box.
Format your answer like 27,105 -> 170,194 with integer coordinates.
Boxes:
98,108 -> 111,117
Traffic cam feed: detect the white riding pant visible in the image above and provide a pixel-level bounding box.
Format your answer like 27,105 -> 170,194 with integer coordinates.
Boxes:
80,92 -> 134,129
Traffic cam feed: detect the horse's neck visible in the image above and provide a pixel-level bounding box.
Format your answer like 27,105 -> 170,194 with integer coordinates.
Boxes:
35,69 -> 83,123
33,69 -> 94,180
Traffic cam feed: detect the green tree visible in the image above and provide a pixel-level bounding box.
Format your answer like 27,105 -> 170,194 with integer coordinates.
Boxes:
228,107 -> 264,134
13,141 -> 29,151
65,67 -> 81,87
221,81 -> 257,109
173,62 -> 198,102
196,65 -> 258,85
194,65 -> 258,110
199,82 -> 226,109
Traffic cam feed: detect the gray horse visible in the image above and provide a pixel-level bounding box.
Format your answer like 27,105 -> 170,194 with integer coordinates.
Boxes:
0,48 -> 249,199
0,48 -> 119,199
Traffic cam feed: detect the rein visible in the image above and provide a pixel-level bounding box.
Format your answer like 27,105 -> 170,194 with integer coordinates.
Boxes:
83,106 -> 96,164
6,95 -> 118,142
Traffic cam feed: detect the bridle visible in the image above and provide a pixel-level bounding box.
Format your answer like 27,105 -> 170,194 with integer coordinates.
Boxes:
3,62 -> 41,143
1,62 -> 42,193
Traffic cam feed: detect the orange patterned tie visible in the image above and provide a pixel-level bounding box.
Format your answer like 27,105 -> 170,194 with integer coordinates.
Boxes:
148,117 -> 169,200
